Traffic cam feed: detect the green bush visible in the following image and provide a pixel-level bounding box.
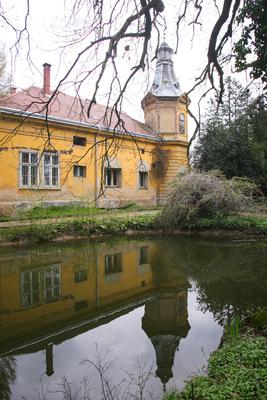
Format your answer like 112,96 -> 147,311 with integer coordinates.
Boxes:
159,171 -> 259,229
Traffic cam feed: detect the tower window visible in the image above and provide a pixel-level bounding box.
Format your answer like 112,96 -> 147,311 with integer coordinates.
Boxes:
179,113 -> 185,134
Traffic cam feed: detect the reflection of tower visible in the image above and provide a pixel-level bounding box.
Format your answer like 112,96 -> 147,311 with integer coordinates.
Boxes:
142,290 -> 190,389
45,343 -> 54,376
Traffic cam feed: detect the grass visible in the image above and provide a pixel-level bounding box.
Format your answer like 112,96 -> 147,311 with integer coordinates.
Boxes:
0,203 -> 158,222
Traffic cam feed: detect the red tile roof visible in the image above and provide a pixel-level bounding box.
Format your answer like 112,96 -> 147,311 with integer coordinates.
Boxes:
0,86 -> 156,137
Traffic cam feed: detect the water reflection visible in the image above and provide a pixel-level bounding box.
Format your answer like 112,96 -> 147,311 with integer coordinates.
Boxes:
0,356 -> 16,400
0,236 -> 266,399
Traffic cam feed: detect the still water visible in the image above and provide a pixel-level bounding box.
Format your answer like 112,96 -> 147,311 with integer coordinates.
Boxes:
0,236 -> 266,399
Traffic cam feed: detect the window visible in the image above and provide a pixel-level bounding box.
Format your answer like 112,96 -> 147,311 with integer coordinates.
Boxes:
21,270 -> 41,306
104,168 -> 121,187
20,151 -> 38,187
179,113 -> 185,134
74,269 -> 88,283
73,136 -> 86,146
21,264 -> 61,307
73,165 -> 86,178
43,265 -> 61,301
43,152 -> 59,187
139,171 -> 148,189
139,246 -> 149,265
105,253 -> 122,275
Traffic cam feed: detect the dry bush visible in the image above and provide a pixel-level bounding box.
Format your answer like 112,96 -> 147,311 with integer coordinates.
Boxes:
159,171 -> 258,228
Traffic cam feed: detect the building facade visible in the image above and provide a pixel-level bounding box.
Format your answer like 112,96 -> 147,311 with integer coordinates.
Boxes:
0,43 -> 189,209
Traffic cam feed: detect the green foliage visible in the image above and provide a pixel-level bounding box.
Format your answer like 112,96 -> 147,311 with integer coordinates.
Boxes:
234,0 -> 267,85
225,318 -> 240,341
195,214 -> 267,234
246,307 -> 267,333
194,78 -> 267,193
0,214 -> 156,243
164,336 -> 267,400
158,171 -> 258,229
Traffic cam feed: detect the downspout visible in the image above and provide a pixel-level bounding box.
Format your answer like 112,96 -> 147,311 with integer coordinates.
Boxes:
94,131 -> 98,207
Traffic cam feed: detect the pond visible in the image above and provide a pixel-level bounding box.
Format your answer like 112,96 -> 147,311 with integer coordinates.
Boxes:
0,236 -> 266,399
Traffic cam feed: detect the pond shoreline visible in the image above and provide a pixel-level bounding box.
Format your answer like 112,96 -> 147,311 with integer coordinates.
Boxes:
0,226 -> 266,247
0,211 -> 266,246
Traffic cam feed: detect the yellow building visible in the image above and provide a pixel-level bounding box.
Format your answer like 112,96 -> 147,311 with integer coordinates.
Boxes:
0,42 -> 189,208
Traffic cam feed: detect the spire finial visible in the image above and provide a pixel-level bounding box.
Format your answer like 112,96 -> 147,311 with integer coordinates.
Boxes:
163,17 -> 167,42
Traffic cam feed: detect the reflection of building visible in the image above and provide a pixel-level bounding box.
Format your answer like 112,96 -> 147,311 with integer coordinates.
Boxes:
0,240 -> 190,384
0,241 -> 155,355
142,262 -> 190,389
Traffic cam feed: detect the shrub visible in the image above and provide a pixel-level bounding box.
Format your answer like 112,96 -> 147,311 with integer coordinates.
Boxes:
159,171 -> 258,228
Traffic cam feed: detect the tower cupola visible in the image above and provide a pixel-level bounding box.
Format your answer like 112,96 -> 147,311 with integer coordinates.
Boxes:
141,42 -> 190,140
150,42 -> 181,97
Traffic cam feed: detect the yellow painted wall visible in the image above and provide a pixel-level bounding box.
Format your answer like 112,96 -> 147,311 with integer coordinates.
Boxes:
0,102 -> 189,207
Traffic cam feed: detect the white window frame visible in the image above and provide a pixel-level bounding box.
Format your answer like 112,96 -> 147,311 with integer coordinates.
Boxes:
19,150 -> 39,188
73,165 -> 86,178
104,167 -> 121,187
105,253 -> 122,275
43,152 -> 60,188
21,264 -> 61,307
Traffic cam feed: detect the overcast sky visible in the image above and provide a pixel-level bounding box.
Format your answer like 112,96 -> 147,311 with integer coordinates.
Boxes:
1,0 -> 250,131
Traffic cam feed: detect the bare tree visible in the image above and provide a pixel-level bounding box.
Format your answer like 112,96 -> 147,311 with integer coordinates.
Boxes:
0,0 -> 266,161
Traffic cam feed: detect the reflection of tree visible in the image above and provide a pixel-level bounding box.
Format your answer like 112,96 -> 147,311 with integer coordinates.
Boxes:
151,237 -> 267,324
0,357 -> 16,400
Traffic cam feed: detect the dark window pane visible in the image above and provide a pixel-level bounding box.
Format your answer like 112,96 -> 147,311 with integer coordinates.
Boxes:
22,152 -> 29,163
73,136 -> 86,146
22,165 -> 29,185
52,154 -> 58,165
31,153 -> 37,164
113,170 -> 118,186
31,166 -> 37,185
105,253 -> 122,275
44,154 -> 51,164
179,113 -> 185,134
52,167 -> 58,186
44,166 -> 50,185
139,246 -> 149,265
74,165 -> 86,177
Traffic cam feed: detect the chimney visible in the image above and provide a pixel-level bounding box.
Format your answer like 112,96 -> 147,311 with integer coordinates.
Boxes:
9,86 -> 17,95
43,63 -> 51,95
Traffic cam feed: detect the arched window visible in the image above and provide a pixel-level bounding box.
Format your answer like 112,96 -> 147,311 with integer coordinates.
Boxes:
179,113 -> 185,134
